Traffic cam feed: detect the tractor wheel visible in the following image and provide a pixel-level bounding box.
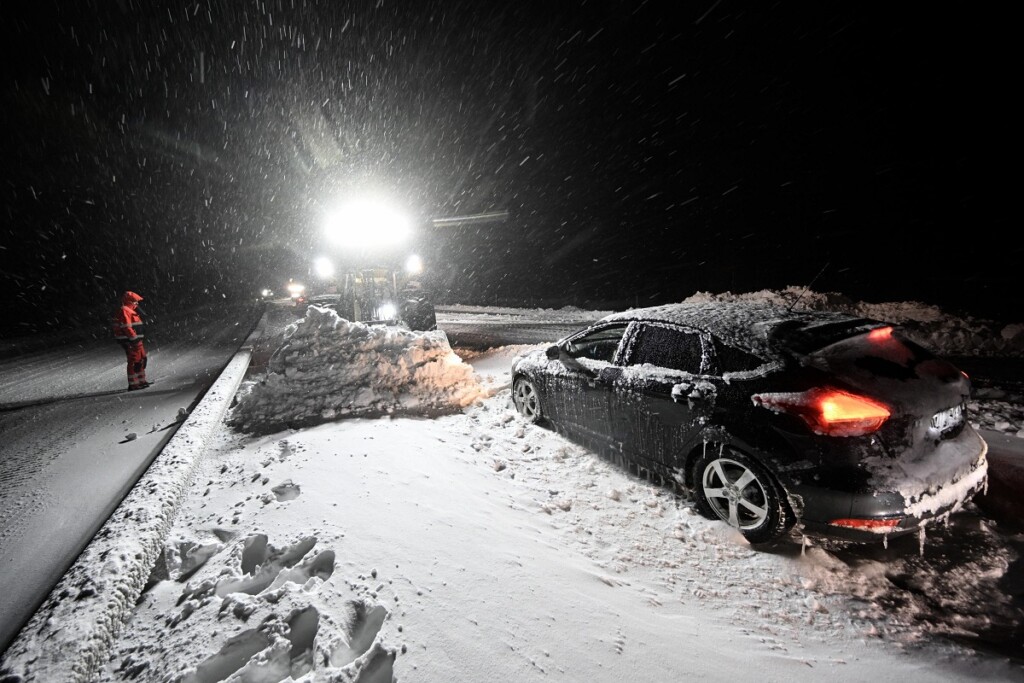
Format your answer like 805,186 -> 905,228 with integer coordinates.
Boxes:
404,299 -> 437,331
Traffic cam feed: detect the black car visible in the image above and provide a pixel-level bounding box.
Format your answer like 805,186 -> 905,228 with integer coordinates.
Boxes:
510,302 -> 988,545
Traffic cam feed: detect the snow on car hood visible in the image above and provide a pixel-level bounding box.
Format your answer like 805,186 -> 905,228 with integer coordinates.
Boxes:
228,306 -> 486,434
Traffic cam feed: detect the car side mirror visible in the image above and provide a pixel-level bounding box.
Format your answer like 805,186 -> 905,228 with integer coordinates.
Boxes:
548,343 -> 597,378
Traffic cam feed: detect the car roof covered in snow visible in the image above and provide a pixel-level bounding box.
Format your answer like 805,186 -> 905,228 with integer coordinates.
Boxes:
597,302 -> 888,357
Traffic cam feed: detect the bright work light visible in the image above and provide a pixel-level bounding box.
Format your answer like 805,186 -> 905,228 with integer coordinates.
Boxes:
324,201 -> 411,249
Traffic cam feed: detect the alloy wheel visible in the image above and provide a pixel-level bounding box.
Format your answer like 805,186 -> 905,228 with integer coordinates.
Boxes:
513,377 -> 542,423
700,457 -> 770,531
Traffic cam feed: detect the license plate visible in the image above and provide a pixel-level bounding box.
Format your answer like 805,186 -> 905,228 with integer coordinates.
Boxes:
931,403 -> 965,433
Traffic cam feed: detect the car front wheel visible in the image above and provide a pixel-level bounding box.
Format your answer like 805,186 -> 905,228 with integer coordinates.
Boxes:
692,447 -> 794,544
512,376 -> 544,424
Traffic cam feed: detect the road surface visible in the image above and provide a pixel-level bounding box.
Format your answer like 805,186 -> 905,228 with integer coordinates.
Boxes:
0,303 -> 262,654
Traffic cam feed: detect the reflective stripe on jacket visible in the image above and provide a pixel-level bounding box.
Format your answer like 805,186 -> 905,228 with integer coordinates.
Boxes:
113,306 -> 145,341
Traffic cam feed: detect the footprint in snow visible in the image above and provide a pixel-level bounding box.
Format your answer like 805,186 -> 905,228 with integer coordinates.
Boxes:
272,480 -> 301,501
182,605 -> 321,683
177,534 -> 326,603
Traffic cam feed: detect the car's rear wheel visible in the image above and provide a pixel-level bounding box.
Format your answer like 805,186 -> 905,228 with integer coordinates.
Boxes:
692,447 -> 794,544
512,376 -> 544,424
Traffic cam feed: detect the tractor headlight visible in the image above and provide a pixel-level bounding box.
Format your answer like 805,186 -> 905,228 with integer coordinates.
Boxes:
405,254 -> 424,275
314,256 -> 335,278
378,302 -> 397,320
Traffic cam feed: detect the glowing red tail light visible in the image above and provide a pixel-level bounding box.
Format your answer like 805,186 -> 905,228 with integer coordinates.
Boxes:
867,326 -> 893,341
752,387 -> 891,437
828,517 -> 902,531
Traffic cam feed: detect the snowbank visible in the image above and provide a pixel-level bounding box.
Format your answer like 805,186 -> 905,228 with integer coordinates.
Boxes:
684,287 -> 1024,356
227,306 -> 486,434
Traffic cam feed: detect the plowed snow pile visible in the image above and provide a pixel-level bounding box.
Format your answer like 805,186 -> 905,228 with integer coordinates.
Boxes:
228,306 -> 485,433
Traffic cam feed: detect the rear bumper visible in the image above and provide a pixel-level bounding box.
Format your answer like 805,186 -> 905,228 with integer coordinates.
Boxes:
790,435 -> 989,542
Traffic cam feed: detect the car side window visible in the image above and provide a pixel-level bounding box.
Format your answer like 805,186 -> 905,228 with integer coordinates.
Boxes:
628,324 -> 703,373
566,324 -> 628,363
711,338 -> 764,374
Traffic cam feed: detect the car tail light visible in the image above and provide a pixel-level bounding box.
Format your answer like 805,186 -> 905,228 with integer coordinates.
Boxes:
828,517 -> 902,531
867,326 -> 893,341
752,387 -> 891,437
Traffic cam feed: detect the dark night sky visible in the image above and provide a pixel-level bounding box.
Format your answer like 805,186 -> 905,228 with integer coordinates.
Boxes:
1,1 -> 1019,336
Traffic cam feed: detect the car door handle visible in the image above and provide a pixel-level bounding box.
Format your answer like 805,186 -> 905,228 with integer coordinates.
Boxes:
671,383 -> 693,402
672,381 -> 713,408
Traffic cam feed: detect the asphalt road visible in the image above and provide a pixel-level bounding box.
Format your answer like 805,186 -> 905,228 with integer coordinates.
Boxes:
0,304 -> 262,655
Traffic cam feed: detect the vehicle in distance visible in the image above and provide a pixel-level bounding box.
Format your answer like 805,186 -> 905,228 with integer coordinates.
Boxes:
286,280 -> 308,307
510,302 -> 988,544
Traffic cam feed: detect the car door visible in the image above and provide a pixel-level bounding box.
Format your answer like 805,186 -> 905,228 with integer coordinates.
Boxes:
610,322 -> 715,472
542,323 -> 629,449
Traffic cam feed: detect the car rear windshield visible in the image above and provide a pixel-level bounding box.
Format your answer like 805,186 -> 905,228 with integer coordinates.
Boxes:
806,328 -> 939,380
768,317 -> 887,356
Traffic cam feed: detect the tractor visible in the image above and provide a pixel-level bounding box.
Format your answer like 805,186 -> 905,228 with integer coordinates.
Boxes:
310,201 -> 504,332
334,261 -> 436,332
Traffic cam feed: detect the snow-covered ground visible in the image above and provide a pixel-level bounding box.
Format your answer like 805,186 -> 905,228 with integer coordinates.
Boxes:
5,289 -> 1024,682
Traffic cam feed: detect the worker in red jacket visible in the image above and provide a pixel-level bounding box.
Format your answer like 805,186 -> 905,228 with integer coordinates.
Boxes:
112,290 -> 150,390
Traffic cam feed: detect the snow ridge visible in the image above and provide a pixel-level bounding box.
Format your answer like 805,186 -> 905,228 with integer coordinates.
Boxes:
227,306 -> 486,434
684,286 -> 1024,356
